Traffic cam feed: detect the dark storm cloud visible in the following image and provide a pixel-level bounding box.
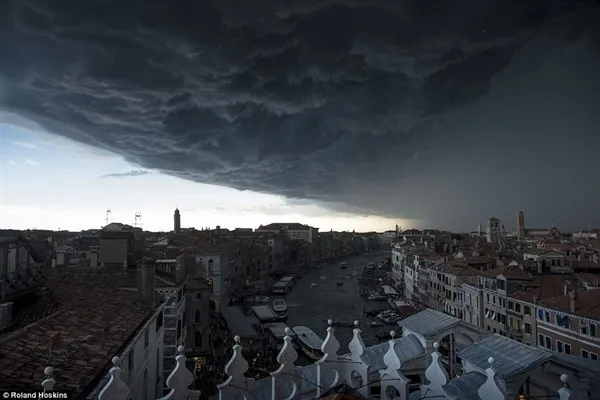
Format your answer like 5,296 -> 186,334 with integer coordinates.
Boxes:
99,170 -> 151,179
2,0 -> 600,230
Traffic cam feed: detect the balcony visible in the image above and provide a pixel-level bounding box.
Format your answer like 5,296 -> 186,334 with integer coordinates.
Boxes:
506,325 -> 524,338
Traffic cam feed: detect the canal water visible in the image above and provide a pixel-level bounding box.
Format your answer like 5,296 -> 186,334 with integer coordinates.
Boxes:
280,251 -> 390,356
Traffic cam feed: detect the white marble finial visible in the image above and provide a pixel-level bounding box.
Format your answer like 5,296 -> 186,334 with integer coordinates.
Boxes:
320,320 -> 340,357
423,340 -> 448,392
41,366 -> 56,392
217,334 -> 254,399
162,343 -> 200,400
477,356 -> 504,400
390,330 -> 397,338
558,374 -> 571,400
98,355 -> 131,400
284,327 -> 291,335
271,326 -> 300,399
349,318 -> 366,358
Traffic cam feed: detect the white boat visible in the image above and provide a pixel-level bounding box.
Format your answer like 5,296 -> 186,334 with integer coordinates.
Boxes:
310,282 -> 318,287
352,271 -> 358,276
320,276 -> 327,281
345,275 -> 350,279
272,299 -> 288,319
292,326 -> 324,360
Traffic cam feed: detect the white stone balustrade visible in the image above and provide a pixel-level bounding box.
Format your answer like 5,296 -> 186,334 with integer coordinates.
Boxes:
39,321 -> 574,400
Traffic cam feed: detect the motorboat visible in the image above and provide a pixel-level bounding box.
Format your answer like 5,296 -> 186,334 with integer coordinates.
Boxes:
370,321 -> 383,328
352,271 -> 358,276
272,299 -> 288,319
340,262 -> 348,269
292,326 -> 324,360
320,276 -> 328,281
345,275 -> 351,279
336,282 -> 344,287
310,282 -> 318,287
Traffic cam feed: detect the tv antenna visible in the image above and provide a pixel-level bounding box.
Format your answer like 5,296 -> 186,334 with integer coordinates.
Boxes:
105,209 -> 112,226
134,212 -> 142,228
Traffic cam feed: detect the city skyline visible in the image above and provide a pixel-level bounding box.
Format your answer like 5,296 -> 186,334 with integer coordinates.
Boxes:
1,123 -> 407,232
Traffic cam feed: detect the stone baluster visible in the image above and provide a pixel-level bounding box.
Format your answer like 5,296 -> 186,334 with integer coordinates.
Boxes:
346,321 -> 370,399
476,357 -> 504,400
98,357 -> 131,400
158,346 -> 201,400
270,327 -> 301,400
420,342 -> 449,398
316,319 -> 341,398
379,331 -> 409,400
41,366 -> 56,392
557,374 -> 571,400
217,336 -> 255,400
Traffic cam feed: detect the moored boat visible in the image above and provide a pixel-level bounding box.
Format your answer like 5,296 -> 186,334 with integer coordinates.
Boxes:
272,299 -> 288,319
292,326 -> 324,360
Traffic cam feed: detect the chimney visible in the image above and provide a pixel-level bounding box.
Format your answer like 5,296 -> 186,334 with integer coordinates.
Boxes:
137,262 -> 156,308
0,302 -> 14,331
533,296 -> 538,305
564,283 -> 568,296
569,291 -> 578,313
51,259 -> 57,269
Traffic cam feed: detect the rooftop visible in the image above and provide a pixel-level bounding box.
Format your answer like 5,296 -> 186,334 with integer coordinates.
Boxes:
538,289 -> 600,320
0,280 -> 157,397
397,308 -> 461,337
43,265 -> 179,288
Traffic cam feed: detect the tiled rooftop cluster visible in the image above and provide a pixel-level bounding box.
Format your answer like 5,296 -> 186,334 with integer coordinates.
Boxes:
57,320 -> 571,400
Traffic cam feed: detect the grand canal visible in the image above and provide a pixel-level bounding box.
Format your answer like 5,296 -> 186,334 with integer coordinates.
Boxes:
281,251 -> 390,353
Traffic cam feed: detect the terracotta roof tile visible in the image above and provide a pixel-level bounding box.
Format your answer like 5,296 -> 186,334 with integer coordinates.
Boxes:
509,275 -> 578,303
538,289 -> 600,320
0,280 -> 155,397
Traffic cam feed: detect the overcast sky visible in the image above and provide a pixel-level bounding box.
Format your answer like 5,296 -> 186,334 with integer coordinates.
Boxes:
1,0 -> 599,232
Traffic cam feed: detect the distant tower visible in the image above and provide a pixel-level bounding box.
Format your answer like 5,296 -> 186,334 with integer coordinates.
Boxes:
174,208 -> 181,234
105,209 -> 112,226
486,218 -> 501,243
395,224 -> 400,237
517,211 -> 525,239
477,222 -> 482,236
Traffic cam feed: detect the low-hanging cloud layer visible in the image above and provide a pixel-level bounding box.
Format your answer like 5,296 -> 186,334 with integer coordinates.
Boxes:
2,0 -> 600,230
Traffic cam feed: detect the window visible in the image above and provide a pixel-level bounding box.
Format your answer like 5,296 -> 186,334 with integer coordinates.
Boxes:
156,311 -> 163,332
525,323 -> 532,334
564,343 -> 571,355
487,293 -> 490,302
592,353 -> 599,361
524,305 -> 531,316
515,303 -> 521,313
556,314 -> 571,329
195,332 -> 203,347
545,336 -> 552,350
582,349 -> 590,358
128,349 -> 134,371
591,324 -> 597,337
508,301 -> 514,310
194,310 -> 201,323
144,329 -> 149,348
538,334 -> 544,346
557,341 -> 563,353
195,292 -> 202,301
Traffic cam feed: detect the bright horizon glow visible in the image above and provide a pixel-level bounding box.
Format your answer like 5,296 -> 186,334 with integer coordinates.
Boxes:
0,123 -> 417,233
